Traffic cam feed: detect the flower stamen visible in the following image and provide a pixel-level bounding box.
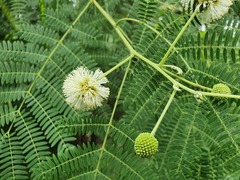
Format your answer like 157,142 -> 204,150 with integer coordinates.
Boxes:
62,66 -> 110,110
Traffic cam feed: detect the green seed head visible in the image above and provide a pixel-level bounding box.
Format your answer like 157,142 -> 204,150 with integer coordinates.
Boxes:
134,132 -> 158,158
212,83 -> 231,98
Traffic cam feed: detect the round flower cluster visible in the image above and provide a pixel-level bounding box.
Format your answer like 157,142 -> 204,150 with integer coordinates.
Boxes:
62,66 -> 110,110
212,83 -> 231,98
134,133 -> 158,158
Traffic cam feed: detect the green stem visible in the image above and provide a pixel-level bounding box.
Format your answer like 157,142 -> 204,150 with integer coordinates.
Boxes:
94,60 -> 132,179
117,17 -> 159,35
92,0 -> 135,53
135,53 -> 240,99
158,6 -> 199,66
116,17 -> 192,70
116,18 -> 143,26
163,65 -> 183,75
199,92 -> 240,99
134,50 -> 196,93
151,89 -> 177,136
163,68 -> 212,91
98,54 -> 134,80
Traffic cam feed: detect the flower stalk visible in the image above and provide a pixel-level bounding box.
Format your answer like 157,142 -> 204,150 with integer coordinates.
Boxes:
151,89 -> 177,136
98,54 -> 134,80
158,5 -> 200,66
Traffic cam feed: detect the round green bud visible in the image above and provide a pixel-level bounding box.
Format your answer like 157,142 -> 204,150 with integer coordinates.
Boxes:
212,83 -> 231,98
134,132 -> 158,158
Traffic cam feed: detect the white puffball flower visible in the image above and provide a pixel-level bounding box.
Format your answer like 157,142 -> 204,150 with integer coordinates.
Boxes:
198,0 -> 233,23
62,66 -> 110,110
181,0 -> 233,23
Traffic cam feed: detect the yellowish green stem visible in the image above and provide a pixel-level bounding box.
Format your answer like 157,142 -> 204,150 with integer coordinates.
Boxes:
163,65 -> 183,75
94,60 -> 132,178
116,18 -> 143,26
198,92 -> 240,99
116,17 -> 191,70
151,89 -> 177,136
158,6 -> 199,66
162,68 -> 212,92
136,53 -> 240,99
99,54 -> 134,80
92,0 -> 135,53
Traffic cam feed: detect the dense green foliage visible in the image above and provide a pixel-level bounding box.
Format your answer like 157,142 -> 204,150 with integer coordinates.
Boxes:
0,0 -> 239,179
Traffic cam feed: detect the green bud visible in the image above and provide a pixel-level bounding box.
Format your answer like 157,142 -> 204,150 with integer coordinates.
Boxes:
212,83 -> 231,99
134,132 -> 158,158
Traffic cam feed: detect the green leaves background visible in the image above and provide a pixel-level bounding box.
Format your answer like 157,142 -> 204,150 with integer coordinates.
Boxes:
0,0 -> 239,179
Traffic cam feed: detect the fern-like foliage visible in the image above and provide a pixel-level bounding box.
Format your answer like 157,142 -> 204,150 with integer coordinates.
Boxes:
0,131 -> 28,179
0,0 -> 240,179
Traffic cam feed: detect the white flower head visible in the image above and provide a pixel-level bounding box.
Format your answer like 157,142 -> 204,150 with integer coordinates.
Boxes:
181,0 -> 233,23
62,66 -> 110,110
198,0 -> 233,23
